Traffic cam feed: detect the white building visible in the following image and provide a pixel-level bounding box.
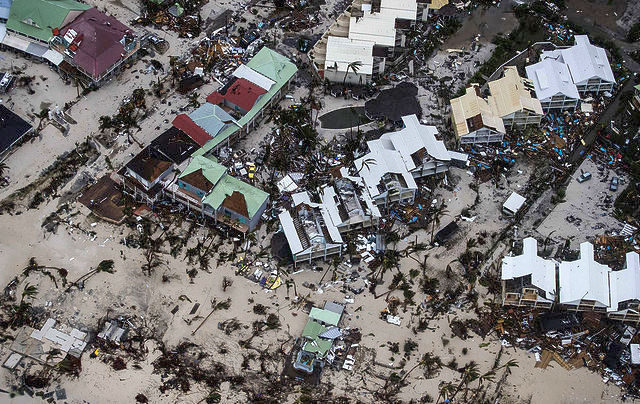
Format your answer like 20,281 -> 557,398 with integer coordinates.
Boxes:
525,58 -> 580,111
501,237 -> 556,308
323,36 -> 374,85
558,242 -> 611,312
540,35 -> 615,95
354,114 -> 451,208
320,178 -> 382,233
608,252 -> 640,322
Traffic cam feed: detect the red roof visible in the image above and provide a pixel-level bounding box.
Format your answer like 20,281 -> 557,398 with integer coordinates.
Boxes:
206,78 -> 266,111
59,8 -> 135,80
172,114 -> 212,146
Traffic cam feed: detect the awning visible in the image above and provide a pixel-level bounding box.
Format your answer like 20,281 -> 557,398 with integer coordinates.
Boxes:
43,49 -> 64,66
25,41 -> 48,57
1,33 -> 29,52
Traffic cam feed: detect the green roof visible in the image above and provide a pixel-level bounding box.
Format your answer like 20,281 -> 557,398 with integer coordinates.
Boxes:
308,308 -> 340,326
193,48 -> 297,156
7,0 -> 91,42
202,173 -> 269,220
635,84 -> 640,92
179,155 -> 226,186
301,320 -> 332,357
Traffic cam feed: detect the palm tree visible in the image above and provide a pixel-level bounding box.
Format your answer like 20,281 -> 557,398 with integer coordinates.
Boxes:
342,61 -> 363,88
0,162 -> 8,178
20,283 -> 38,304
68,260 -> 116,290
356,157 -> 377,175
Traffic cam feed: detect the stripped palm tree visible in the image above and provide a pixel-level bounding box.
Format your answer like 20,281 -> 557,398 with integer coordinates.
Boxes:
342,61 -> 363,88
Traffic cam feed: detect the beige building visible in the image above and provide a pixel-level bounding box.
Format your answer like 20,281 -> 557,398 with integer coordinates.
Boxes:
488,67 -> 543,129
450,84 -> 505,144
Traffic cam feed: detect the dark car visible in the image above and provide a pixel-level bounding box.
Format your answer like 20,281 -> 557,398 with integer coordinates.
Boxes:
610,177 -> 619,192
577,171 -> 592,183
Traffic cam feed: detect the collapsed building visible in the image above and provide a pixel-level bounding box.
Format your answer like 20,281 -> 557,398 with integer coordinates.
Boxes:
502,238 -> 640,322
278,192 -> 345,264
293,303 -> 345,375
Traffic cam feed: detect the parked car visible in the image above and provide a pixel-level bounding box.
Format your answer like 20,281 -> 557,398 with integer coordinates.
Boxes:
247,163 -> 256,179
610,177 -> 619,191
577,171 -> 592,183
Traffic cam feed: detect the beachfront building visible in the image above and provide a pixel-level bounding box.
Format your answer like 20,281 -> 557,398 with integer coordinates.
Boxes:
172,103 -> 241,147
501,238 -> 556,309
49,8 -> 140,87
525,58 -> 580,111
540,35 -> 615,95
0,104 -> 33,160
119,128 -> 199,203
168,156 -> 269,232
450,84 -> 506,144
2,0 -> 89,63
608,252 -> 640,323
319,178 -> 382,234
293,303 -> 344,374
487,66 -> 543,129
632,84 -> 640,111
278,192 -> 344,264
416,0 -> 449,20
309,0 -> 420,83
558,242 -> 611,313
195,47 -> 297,155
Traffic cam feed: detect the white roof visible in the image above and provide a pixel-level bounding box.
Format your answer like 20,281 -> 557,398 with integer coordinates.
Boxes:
501,237 -> 556,298
609,252 -> 640,311
43,49 -> 64,66
277,175 -> 299,193
232,64 -> 275,91
558,242 -> 611,306
542,35 -> 615,85
278,210 -> 304,254
380,0 -> 417,20
525,58 -> 579,102
287,191 -> 344,246
349,12 -> 396,47
324,36 -> 374,75
631,344 -> 640,365
367,114 -> 450,174
0,23 -> 6,43
354,147 -> 417,199
503,192 -> 526,214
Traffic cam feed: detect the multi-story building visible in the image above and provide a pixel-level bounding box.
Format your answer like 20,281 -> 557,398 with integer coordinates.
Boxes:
450,84 -> 506,144
487,66 -> 543,129
525,58 -> 580,111
540,35 -> 615,95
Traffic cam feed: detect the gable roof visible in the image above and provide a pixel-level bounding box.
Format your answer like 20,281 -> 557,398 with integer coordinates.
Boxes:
609,252 -> 640,312
558,242 -> 611,307
0,104 -> 33,154
488,66 -> 543,118
125,146 -> 172,182
7,0 -> 90,42
450,85 -> 506,137
525,58 -> 579,101
245,46 -> 297,86
172,103 -> 238,146
203,174 -> 268,220
309,307 -> 341,326
501,237 -> 556,298
179,155 -> 227,190
150,127 -> 199,165
57,8 -> 135,80
206,77 -> 267,111
232,63 -> 274,91
193,48 -> 297,156
541,35 -> 615,85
